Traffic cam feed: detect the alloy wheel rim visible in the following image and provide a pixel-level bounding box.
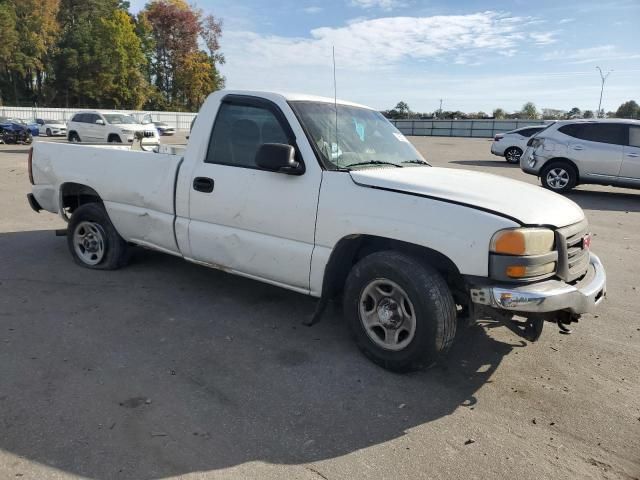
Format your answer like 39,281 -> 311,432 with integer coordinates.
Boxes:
73,221 -> 106,265
359,278 -> 417,351
547,168 -> 569,189
507,149 -> 521,162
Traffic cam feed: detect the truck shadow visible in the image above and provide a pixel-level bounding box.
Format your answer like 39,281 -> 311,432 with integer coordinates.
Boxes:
0,230 -> 520,479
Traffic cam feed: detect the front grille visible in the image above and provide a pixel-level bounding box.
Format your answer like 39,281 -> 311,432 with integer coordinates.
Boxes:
143,130 -> 155,137
556,219 -> 590,282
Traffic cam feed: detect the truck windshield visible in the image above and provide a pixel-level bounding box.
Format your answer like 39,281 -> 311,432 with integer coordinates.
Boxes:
290,101 -> 427,170
103,114 -> 137,125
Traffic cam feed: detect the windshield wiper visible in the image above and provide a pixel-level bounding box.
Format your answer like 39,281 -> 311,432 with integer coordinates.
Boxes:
344,160 -> 403,169
401,159 -> 430,166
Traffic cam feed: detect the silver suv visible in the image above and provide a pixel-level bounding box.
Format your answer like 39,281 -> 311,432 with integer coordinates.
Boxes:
520,119 -> 640,193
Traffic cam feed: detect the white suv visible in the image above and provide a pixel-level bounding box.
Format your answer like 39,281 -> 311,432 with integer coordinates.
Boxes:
490,125 -> 547,163
521,119 -> 640,193
66,111 -> 159,144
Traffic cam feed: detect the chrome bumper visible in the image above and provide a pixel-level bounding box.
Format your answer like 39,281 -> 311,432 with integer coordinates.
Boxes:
470,253 -> 606,315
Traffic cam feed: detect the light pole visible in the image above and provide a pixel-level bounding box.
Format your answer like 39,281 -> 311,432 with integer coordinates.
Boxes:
596,66 -> 612,118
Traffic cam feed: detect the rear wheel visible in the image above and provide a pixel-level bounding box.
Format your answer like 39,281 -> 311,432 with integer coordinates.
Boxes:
541,162 -> 577,193
69,132 -> 81,143
505,147 -> 522,164
343,251 -> 456,372
67,203 -> 130,270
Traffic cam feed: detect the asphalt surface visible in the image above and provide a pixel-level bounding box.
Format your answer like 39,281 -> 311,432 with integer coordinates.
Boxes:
1,135 -> 639,480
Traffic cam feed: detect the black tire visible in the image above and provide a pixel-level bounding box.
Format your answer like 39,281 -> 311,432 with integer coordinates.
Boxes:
504,147 -> 522,164
68,132 -> 81,143
540,161 -> 577,193
46,128 -> 52,136
108,134 -> 122,143
67,203 -> 130,270
343,251 -> 456,372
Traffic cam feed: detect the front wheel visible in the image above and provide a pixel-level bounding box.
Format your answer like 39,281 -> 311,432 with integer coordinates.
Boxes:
504,147 -> 522,164
343,251 -> 456,372
541,162 -> 577,193
67,203 -> 130,270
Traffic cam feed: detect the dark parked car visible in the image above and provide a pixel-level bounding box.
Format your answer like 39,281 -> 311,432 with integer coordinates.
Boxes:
0,117 -> 33,144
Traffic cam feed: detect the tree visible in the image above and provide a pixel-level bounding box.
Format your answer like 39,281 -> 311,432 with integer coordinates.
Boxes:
142,0 -> 224,111
566,107 -> 581,119
394,101 -> 410,117
94,9 -> 150,109
492,108 -> 506,119
520,102 -> 539,119
0,2 -> 18,105
616,100 -> 640,119
583,110 -> 594,119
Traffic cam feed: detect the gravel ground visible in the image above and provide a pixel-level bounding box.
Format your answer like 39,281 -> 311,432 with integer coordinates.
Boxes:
0,135 -> 638,480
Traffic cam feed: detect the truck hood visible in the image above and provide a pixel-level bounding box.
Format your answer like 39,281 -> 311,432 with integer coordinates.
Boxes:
349,167 -> 584,227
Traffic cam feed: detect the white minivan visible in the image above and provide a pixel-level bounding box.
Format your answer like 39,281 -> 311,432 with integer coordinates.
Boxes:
66,111 -> 159,144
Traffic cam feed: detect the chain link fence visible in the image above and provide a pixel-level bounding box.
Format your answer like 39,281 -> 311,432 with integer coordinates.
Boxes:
390,119 -> 550,138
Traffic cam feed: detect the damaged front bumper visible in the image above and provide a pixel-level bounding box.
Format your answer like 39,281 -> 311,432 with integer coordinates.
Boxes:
469,252 -> 606,316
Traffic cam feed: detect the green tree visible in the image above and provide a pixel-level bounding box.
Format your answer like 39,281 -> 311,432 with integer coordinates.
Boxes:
94,10 -> 150,108
394,101 -> 410,117
616,100 -> 640,119
566,107 -> 581,119
0,2 -> 18,105
583,110 -> 594,119
520,102 -> 539,119
492,108 -> 506,119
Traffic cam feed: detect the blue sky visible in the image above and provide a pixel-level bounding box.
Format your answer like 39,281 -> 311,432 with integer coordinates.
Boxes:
130,0 -> 640,113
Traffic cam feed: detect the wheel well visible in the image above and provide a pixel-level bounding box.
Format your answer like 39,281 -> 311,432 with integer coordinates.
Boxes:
506,146 -> 522,152
60,182 -> 102,218
108,133 -> 121,142
321,235 -> 467,304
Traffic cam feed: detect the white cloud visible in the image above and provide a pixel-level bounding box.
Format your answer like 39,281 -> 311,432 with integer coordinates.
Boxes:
558,18 -> 575,24
349,0 -> 407,10
303,6 -> 323,14
543,45 -> 640,64
222,12 -> 555,72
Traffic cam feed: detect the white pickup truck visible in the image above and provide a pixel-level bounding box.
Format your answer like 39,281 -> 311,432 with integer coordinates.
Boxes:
27,90 -> 606,371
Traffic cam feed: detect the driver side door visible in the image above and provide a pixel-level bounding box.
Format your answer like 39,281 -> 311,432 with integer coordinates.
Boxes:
186,95 -> 322,291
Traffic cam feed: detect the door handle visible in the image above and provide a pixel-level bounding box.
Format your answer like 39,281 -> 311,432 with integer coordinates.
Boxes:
572,145 -> 584,151
626,153 -> 640,158
193,177 -> 214,193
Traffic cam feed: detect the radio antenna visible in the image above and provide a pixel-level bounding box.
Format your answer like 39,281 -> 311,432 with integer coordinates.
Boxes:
333,46 -> 339,167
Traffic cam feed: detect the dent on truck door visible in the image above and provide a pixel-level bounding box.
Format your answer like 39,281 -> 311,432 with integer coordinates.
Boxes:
186,97 -> 321,291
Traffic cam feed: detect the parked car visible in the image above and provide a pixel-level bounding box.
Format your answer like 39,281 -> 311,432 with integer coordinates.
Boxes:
152,121 -> 175,136
27,90 -> 606,372
491,125 -> 547,163
66,111 -> 159,143
521,119 -> 640,192
22,119 -> 40,137
137,113 -> 173,135
0,117 -> 33,144
35,118 -> 67,137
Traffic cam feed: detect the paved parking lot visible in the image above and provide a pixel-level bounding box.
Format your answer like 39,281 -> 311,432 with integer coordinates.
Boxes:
1,136 -> 639,480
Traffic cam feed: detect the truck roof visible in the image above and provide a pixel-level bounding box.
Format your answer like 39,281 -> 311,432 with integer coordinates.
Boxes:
218,89 -> 374,110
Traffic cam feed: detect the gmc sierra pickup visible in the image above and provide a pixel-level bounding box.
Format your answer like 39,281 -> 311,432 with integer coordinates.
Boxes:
27,90 -> 606,371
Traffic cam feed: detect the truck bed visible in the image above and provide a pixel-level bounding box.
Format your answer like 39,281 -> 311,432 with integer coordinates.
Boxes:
31,142 -> 183,254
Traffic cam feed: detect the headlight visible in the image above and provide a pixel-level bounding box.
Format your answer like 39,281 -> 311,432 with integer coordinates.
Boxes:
490,228 -> 557,280
490,228 -> 554,255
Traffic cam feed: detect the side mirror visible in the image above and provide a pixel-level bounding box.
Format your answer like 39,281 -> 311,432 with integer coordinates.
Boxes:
95,119 -> 105,125
255,143 -> 303,175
